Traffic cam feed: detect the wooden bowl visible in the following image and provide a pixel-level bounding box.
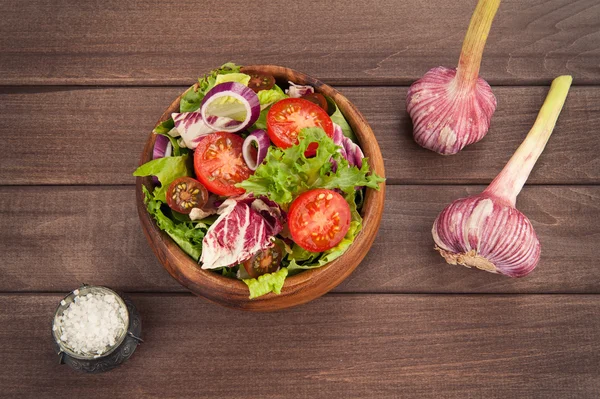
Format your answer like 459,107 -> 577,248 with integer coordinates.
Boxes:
136,65 -> 386,311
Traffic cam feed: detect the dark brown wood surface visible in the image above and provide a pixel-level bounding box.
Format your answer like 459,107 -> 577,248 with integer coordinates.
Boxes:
2,294 -> 599,398
1,0 -> 599,396
1,0 -> 599,85
1,86 -> 599,185
2,185 -> 599,294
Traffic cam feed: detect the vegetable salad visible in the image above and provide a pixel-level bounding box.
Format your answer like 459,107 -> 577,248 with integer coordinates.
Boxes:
134,63 -> 384,298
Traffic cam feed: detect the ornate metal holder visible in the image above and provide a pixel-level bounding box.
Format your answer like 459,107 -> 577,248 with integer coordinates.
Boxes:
52,285 -> 143,373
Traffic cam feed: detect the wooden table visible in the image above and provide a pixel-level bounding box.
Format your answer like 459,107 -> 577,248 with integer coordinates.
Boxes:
2,0 -> 599,397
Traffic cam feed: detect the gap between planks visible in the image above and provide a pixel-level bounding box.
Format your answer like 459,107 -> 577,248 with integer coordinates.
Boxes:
1,83 -> 598,94
2,292 -> 599,297
1,183 -> 599,188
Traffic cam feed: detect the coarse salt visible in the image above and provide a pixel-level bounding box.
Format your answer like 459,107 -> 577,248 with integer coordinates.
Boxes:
55,291 -> 127,357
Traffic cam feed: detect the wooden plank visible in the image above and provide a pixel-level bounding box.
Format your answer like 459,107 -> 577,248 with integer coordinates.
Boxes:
1,85 -> 598,185
2,293 -> 599,398
0,0 -> 598,86
2,185 -> 599,294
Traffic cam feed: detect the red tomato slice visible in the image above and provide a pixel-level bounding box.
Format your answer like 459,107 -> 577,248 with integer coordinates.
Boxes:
266,98 -> 334,157
288,189 -> 351,252
166,177 -> 209,214
193,132 -> 252,196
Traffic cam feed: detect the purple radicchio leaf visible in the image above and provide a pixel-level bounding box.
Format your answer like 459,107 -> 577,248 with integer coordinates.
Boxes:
285,81 -> 315,98
171,111 -> 215,149
199,195 -> 286,269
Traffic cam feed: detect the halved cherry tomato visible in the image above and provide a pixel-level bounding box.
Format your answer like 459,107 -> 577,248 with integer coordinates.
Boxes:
247,73 -> 275,93
266,98 -> 334,157
166,177 -> 209,215
242,245 -> 283,278
301,93 -> 328,113
193,132 -> 252,196
288,189 -> 351,252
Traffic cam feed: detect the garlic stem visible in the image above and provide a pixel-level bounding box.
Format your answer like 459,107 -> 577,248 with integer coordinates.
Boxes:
455,0 -> 501,88
485,75 -> 573,206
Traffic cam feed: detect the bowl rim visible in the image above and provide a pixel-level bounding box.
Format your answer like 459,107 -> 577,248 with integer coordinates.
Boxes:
136,64 -> 386,311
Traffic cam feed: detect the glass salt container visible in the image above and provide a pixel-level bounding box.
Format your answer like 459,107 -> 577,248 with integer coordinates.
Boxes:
52,285 -> 143,373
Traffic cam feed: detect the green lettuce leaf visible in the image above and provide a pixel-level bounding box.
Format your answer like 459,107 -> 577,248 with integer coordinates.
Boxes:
133,155 -> 192,202
257,85 -> 288,106
142,186 -> 207,261
214,72 -> 250,86
250,85 -> 287,130
199,62 -> 242,93
242,267 -> 289,299
328,99 -> 357,142
287,244 -> 320,264
180,63 -> 243,113
153,118 -> 175,135
252,107 -> 269,130
238,128 -> 384,205
180,86 -> 203,113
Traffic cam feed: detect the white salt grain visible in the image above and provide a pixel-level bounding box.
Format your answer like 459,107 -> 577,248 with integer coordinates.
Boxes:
55,291 -> 127,357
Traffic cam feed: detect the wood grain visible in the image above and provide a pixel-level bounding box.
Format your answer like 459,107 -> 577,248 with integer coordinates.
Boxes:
2,293 -> 599,398
0,0 -> 598,86
1,85 -> 598,185
2,185 -> 599,294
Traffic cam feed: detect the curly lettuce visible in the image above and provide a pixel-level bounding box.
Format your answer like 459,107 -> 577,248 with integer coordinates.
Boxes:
238,128 -> 384,206
141,186 -> 208,261
242,267 -> 289,299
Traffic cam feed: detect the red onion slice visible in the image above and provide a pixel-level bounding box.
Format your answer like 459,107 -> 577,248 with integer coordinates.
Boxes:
153,134 -> 172,159
200,82 -> 260,133
242,129 -> 270,171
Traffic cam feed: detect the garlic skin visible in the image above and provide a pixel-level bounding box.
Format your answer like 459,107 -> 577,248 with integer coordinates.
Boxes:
432,194 -> 540,277
407,66 -> 497,155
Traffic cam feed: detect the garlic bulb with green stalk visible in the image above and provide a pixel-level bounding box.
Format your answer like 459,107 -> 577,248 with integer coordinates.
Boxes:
407,0 -> 500,155
432,75 -> 572,277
